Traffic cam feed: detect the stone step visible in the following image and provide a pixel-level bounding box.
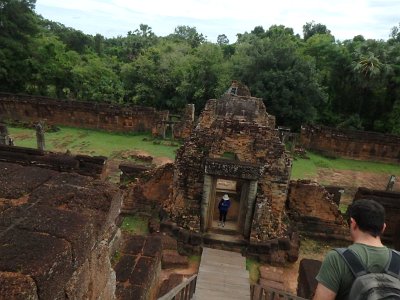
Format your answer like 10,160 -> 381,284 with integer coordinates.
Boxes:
194,247 -> 250,300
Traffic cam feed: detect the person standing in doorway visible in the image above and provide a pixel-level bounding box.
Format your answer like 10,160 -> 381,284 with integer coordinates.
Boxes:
218,194 -> 231,227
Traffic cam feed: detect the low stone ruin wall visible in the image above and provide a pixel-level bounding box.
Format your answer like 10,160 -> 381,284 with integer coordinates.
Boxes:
160,221 -> 299,265
354,187 -> 400,249
0,144 -> 106,178
0,92 -> 168,135
0,162 -> 123,299
300,125 -> 400,163
287,180 -> 348,239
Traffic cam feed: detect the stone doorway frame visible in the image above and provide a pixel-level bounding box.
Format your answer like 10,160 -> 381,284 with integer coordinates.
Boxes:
200,158 -> 262,239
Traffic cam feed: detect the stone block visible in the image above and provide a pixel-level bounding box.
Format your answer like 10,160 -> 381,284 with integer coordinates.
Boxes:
177,228 -> 190,243
161,234 -> 178,250
0,228 -> 73,300
143,236 -> 162,258
0,272 -> 38,300
116,283 -> 145,300
115,255 -> 137,282
162,250 -> 189,269
278,238 -> 291,251
297,259 -> 322,299
157,273 -> 185,298
121,235 -> 146,255
259,278 -> 285,291
189,232 -> 202,246
259,266 -> 284,283
130,257 -> 155,289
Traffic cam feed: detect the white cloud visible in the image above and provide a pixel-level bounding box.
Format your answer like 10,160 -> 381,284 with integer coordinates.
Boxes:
35,0 -> 400,42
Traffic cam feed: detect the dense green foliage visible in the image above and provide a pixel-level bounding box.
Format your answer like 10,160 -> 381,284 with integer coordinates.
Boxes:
1,0 -> 400,132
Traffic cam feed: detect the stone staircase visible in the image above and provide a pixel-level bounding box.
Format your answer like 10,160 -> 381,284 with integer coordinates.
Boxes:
193,247 -> 250,300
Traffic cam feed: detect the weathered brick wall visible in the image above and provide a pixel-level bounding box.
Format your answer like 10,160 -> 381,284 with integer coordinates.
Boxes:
0,93 -> 168,134
0,163 -> 123,299
0,144 -> 106,178
300,125 -> 400,163
287,180 -> 347,238
173,104 -> 195,140
122,163 -> 174,214
354,187 -> 400,249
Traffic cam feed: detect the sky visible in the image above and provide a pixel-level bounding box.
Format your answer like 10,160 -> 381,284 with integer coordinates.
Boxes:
35,0 -> 400,43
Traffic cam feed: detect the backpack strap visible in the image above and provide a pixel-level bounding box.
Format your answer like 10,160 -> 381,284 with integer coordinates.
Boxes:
334,248 -> 368,277
385,249 -> 400,279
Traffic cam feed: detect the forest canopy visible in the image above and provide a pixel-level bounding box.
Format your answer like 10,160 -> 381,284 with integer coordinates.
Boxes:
1,0 -> 400,133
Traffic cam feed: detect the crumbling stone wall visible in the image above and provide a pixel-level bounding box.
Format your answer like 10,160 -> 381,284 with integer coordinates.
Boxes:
300,125 -> 400,163
0,144 -> 106,178
167,84 -> 292,242
287,180 -> 347,238
0,162 -> 123,299
0,93 -> 168,134
354,187 -> 400,249
122,163 -> 174,214
173,104 -> 195,140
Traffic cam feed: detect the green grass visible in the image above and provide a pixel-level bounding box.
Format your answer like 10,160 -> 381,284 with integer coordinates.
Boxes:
246,258 -> 261,284
8,126 -> 179,159
291,151 -> 400,180
120,215 -> 149,235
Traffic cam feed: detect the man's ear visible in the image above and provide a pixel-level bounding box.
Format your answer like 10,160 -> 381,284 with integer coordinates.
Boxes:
350,217 -> 358,230
381,223 -> 386,234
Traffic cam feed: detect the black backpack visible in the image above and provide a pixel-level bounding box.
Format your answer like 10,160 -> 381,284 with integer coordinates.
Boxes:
335,248 -> 400,300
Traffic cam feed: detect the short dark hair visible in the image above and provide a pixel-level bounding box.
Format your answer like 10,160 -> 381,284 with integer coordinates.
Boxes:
348,199 -> 385,237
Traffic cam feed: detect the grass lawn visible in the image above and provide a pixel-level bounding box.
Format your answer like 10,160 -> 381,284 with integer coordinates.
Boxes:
8,126 -> 179,159
120,215 -> 149,235
291,151 -> 400,180
246,258 -> 261,284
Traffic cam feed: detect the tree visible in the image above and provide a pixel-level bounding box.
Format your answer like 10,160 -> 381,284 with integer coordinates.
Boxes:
94,33 -> 104,55
0,0 -> 39,92
303,21 -> 331,41
217,34 -> 229,45
71,55 -> 123,102
169,25 -> 206,47
231,32 -> 327,130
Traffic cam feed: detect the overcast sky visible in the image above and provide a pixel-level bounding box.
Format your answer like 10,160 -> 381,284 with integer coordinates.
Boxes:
35,0 -> 400,43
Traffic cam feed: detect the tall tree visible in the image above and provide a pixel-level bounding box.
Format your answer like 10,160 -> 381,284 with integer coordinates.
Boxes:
303,21 -> 331,41
0,0 -> 39,91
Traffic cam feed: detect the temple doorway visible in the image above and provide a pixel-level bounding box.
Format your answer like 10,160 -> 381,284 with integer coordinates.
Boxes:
207,178 -> 250,235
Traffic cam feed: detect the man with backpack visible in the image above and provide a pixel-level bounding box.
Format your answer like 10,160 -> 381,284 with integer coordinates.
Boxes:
313,198 -> 400,300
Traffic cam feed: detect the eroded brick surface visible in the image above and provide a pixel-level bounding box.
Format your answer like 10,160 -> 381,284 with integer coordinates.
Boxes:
114,234 -> 163,300
0,162 -> 122,299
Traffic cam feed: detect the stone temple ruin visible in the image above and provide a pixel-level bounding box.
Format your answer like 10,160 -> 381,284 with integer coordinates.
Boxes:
1,81 -> 400,299
165,81 -> 296,261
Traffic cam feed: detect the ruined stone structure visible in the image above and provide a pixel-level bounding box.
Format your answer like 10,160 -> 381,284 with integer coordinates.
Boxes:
287,180 -> 347,239
167,81 -> 293,248
0,123 -> 10,145
300,125 -> 400,163
172,104 -> 195,139
354,187 -> 400,250
0,93 -> 168,135
0,162 -> 122,299
35,122 -> 45,151
0,144 -> 106,179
